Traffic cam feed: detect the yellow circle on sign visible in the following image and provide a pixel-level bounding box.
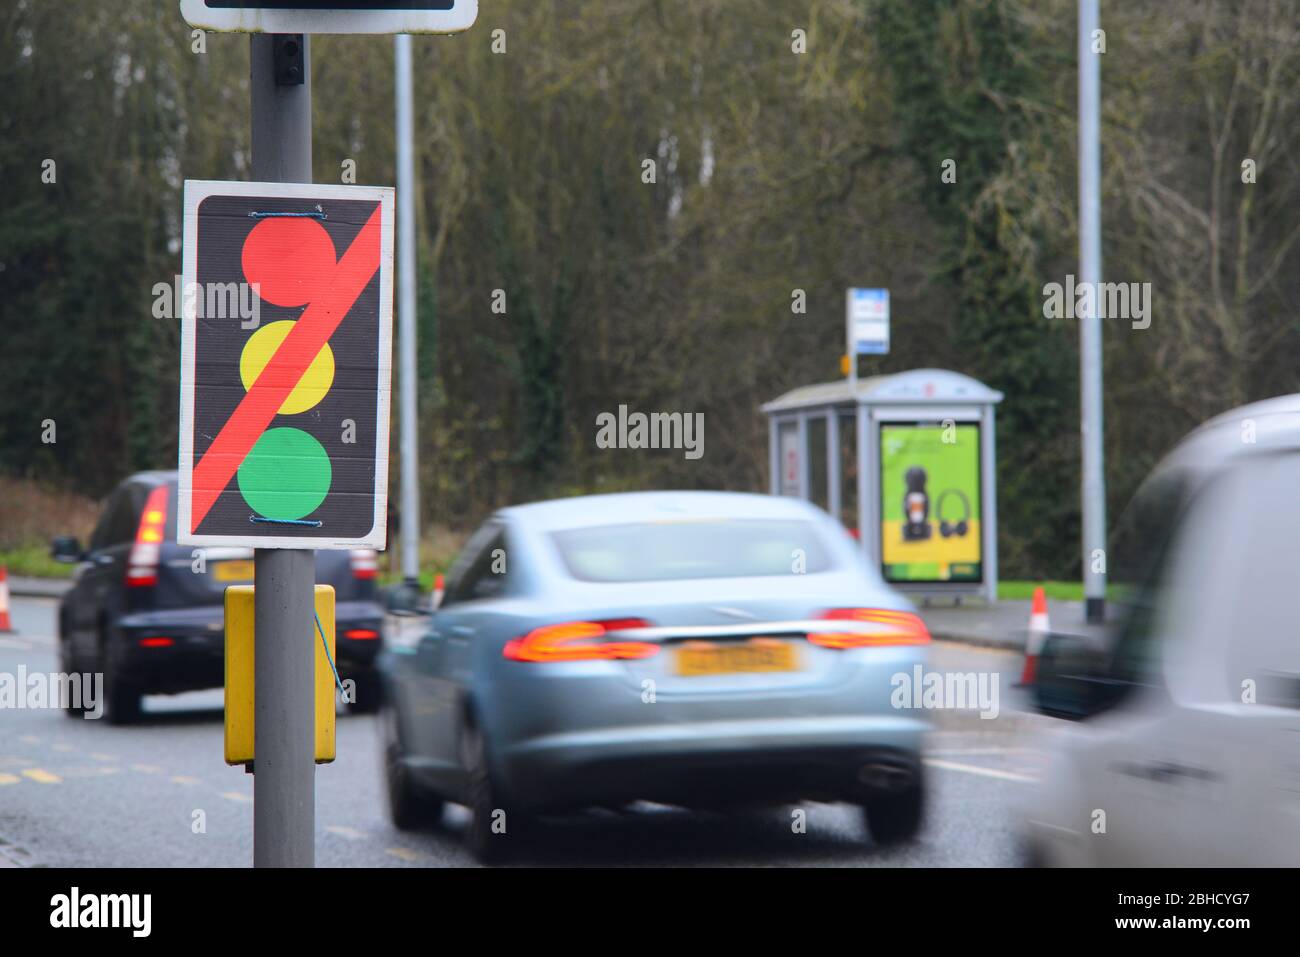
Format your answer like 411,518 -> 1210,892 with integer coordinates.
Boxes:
239,320 -> 335,415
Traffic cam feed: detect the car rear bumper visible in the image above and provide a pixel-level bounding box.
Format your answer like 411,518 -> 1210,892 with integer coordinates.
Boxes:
496,714 -> 927,812
112,601 -> 387,695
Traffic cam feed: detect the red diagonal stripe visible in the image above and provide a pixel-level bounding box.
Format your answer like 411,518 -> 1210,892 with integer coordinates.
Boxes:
190,204 -> 383,532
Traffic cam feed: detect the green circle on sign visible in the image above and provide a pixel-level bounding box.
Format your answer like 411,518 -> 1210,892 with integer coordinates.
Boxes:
238,427 -> 331,522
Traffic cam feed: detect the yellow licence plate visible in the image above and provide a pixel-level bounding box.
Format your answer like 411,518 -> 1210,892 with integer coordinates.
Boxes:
213,560 -> 255,582
675,640 -> 800,677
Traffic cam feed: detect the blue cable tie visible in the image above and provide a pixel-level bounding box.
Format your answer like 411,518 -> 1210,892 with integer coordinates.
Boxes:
250,516 -> 323,527
315,610 -> 346,696
248,210 -> 327,220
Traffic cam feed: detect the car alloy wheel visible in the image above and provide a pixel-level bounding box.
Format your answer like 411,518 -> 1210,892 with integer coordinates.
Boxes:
382,703 -> 442,831
861,771 -> 926,847
461,723 -> 524,865
58,633 -> 86,718
101,637 -> 142,726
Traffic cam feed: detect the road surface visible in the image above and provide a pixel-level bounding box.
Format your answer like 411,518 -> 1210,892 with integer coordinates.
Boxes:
0,595 -> 1049,867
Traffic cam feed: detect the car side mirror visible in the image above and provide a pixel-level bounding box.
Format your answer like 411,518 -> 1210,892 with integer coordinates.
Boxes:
50,536 -> 84,563
385,581 -> 426,617
1033,632 -> 1113,721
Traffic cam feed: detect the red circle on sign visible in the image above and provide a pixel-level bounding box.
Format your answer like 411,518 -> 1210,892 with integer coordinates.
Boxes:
241,217 -> 338,308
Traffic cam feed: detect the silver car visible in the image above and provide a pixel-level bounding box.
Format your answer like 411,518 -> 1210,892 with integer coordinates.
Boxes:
379,490 -> 931,861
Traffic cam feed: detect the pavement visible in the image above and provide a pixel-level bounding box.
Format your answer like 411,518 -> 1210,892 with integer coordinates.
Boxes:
0,593 -> 1060,867
916,596 -> 1111,651
7,576 -> 71,600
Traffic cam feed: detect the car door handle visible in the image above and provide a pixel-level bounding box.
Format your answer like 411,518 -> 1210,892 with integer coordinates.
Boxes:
449,625 -> 474,639
414,635 -> 445,663
1116,760 -> 1221,784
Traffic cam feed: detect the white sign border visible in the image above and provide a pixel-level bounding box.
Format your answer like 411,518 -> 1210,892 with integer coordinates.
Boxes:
179,0 -> 478,35
178,179 -> 395,551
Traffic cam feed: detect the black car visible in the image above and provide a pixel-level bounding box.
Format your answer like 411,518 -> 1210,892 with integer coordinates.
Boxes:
53,471 -> 387,723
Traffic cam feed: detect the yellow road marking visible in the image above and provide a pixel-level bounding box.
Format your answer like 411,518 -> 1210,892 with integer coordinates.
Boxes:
221,791 -> 252,803
52,743 -> 74,752
56,766 -> 118,779
89,753 -> 115,762
131,763 -> 162,774
0,773 -> 20,786
21,768 -> 61,784
325,825 -> 365,840
171,775 -> 200,785
386,847 -> 421,862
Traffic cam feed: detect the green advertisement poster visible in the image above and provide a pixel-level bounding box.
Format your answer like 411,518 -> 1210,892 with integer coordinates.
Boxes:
880,422 -> 982,583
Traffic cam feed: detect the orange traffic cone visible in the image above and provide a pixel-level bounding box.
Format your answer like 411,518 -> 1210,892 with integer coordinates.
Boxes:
432,573 -> 445,610
1019,586 -> 1049,685
0,566 -> 14,634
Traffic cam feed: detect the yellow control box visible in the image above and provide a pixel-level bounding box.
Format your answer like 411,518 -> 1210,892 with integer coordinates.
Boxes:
224,584 -> 337,766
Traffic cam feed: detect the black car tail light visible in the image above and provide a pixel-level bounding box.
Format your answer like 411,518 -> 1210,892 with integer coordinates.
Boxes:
125,486 -> 169,589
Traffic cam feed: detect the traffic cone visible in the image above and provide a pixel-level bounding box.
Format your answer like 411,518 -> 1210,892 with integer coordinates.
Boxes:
432,573 -> 445,610
1019,586 -> 1050,685
0,566 -> 14,634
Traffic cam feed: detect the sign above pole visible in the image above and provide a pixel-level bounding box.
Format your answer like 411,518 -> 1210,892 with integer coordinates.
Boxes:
178,180 -> 395,550
847,288 -> 890,359
179,0 -> 478,35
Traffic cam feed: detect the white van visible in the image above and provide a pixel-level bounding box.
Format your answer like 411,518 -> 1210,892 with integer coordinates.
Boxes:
1021,397 -> 1300,867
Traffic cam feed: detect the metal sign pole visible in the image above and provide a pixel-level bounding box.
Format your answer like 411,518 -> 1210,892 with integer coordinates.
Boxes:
394,33 -> 422,589
250,32 -> 316,868
1078,0 -> 1107,624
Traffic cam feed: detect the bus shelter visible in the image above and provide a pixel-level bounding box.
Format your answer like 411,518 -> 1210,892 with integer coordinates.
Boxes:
761,369 -> 1003,603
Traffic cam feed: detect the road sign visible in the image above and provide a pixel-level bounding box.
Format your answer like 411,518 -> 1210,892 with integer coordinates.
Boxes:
178,180 -> 394,550
847,287 -> 890,356
179,0 -> 478,35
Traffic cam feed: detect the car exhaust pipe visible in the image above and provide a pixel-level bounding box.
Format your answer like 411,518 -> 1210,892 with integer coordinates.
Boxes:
858,761 -> 915,791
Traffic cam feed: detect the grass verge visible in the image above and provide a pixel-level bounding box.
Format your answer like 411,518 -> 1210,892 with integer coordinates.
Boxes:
0,545 -> 75,579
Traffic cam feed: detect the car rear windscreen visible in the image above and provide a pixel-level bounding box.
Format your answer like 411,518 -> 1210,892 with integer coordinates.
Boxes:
551,519 -> 834,583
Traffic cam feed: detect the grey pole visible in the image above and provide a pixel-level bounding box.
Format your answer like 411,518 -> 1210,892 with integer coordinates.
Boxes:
768,417 -> 780,495
1078,1 -> 1106,624
250,32 -> 316,868
395,33 -> 421,587
856,404 -> 870,561
826,411 -> 841,524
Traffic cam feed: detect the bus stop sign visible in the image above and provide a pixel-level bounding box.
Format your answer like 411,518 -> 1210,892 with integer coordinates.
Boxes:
179,1 -> 478,35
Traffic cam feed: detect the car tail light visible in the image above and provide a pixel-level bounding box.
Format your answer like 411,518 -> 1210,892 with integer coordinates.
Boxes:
126,486 -> 169,588
503,618 -> 656,662
344,628 -> 380,641
138,636 -> 175,648
809,608 -> 931,648
349,549 -> 379,580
